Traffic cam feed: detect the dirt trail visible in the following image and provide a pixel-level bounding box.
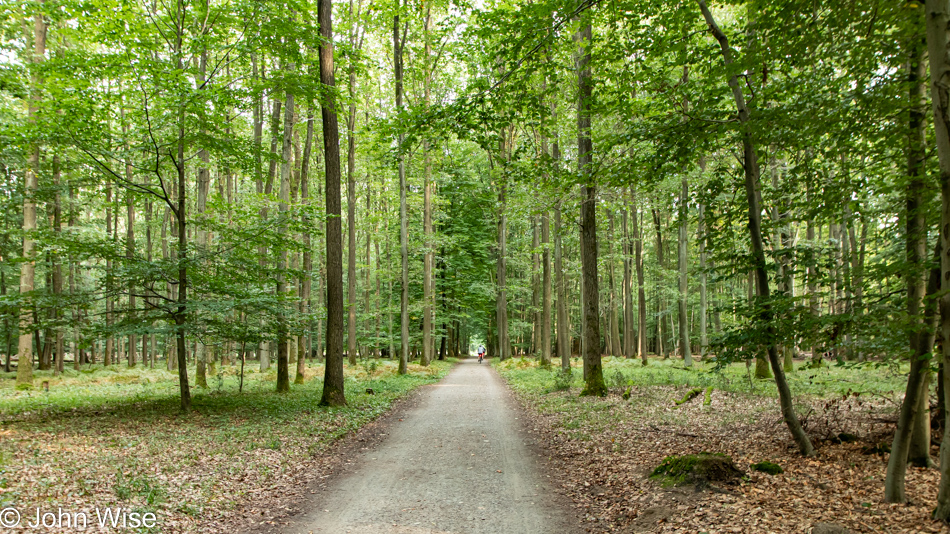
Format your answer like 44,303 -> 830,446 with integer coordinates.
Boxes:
282,359 -> 578,534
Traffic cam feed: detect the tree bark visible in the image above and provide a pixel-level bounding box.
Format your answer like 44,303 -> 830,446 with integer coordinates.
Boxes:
678,176 -> 692,366
622,201 -> 634,358
16,4 -> 46,389
887,18 -> 934,499
698,201 -> 708,359
542,209 -> 552,366
275,80 -> 294,393
633,194 -> 647,364
422,5 -> 434,367
395,6 -> 410,375
52,155 -> 64,375
576,18 -> 605,396
532,216 -> 542,356
346,0 -> 361,367
318,0 -> 346,406
297,105 -> 315,384
652,208 -> 665,358
923,0 -> 950,517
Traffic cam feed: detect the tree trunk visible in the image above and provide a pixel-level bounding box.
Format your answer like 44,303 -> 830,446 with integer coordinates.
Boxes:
16,5 -> 46,389
422,5 -> 434,367
678,176 -> 692,366
275,80 -> 294,393
698,201 -> 708,359
318,0 -> 346,406
297,105 -> 315,384
3,270 -> 11,373
555,202 -> 570,370
346,3 -> 359,367
921,0 -> 950,516
395,7 -> 410,375
633,195 -> 647,364
886,19 -> 933,500
172,0 -> 191,410
699,0 -> 813,456
532,217 -> 542,355
52,154 -> 64,375
576,18 -> 605,396
910,369 -> 935,468
652,208 -> 665,358
622,201 -> 634,358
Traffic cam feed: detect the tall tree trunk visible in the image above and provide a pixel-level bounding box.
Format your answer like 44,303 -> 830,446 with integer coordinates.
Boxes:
318,0 -> 346,406
395,6 -> 410,375
125,171 -> 136,368
678,176 -> 692,366
16,5 -> 46,388
633,194 -> 647,364
699,0 -> 813,456
194,50 -> 210,387
622,202 -> 634,358
172,0 -> 191,411
652,208 -> 665,358
422,5 -> 434,367
550,101 -> 569,371
495,121 -> 510,362
346,0 -> 361,366
555,202 -> 570,370
698,201 -> 708,359
3,269 -> 10,373
532,217 -> 542,355
297,105 -> 315,384
887,18 -> 934,492
576,17 -> 605,396
275,80 -> 294,393
541,209 -> 552,366
52,155 -> 64,375
608,211 -> 621,356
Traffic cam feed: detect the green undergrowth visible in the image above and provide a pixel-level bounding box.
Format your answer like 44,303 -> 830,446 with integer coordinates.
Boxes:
0,358 -> 454,524
497,356 -> 906,400
0,359 -> 452,418
496,355 -> 907,440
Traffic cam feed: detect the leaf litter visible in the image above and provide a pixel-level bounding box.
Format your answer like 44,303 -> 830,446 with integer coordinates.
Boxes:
498,358 -> 946,534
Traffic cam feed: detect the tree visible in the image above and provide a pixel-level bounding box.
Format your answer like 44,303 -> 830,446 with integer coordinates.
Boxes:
576,14 -> 605,397
697,0 -> 813,456
15,0 -> 47,390
319,0 -> 346,407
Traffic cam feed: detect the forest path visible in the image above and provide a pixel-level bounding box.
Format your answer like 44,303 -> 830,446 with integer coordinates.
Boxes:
282,358 -> 579,534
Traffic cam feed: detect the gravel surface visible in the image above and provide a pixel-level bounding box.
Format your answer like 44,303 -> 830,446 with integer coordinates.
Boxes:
283,359 -> 579,534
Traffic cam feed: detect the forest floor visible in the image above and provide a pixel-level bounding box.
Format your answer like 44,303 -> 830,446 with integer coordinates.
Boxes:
497,356 -> 946,534
0,358 -> 453,533
260,358 -> 580,534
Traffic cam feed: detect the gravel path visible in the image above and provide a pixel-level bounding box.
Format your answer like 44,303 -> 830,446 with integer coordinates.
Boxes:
283,359 -> 578,534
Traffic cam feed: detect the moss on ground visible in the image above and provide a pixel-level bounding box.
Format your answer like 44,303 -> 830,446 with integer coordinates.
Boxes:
750,461 -> 784,475
651,453 -> 744,486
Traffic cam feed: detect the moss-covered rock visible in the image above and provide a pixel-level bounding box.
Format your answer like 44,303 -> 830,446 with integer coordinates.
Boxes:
750,461 -> 784,475
650,453 -> 744,486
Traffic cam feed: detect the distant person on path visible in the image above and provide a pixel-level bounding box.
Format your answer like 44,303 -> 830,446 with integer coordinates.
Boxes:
477,345 -> 485,364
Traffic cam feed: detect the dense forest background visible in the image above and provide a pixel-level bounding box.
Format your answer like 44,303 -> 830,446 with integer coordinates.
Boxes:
4,0 -> 950,515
